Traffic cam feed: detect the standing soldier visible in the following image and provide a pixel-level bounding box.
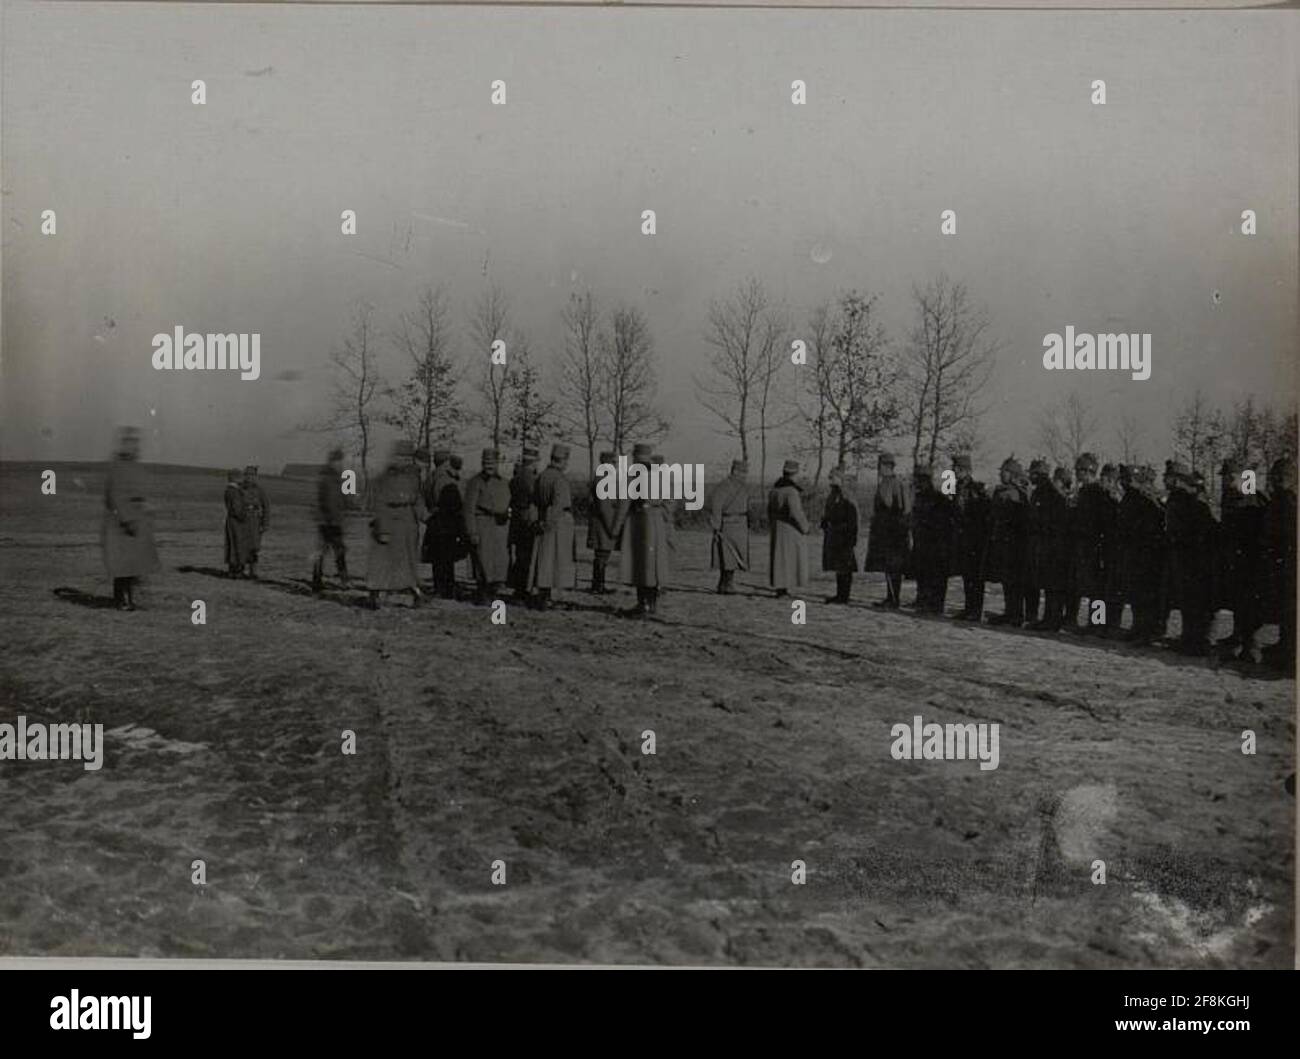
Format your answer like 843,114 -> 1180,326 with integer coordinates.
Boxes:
1261,456 -> 1297,674
1215,456 -> 1268,659
366,440 -> 424,609
983,457 -> 1029,626
223,467 -> 252,578
820,467 -> 859,604
420,448 -> 452,578
509,445 -> 541,599
463,448 -> 512,603
864,452 -> 910,609
528,443 -> 577,609
240,465 -> 270,580
709,458 -> 750,594
1164,461 -> 1216,655
587,450 -> 620,594
311,447 -> 349,593
1117,465 -> 1167,644
429,453 -> 466,599
101,427 -> 160,611
909,463 -> 954,614
949,453 -> 989,622
1099,463 -> 1125,638
1068,453 -> 1111,634
768,458 -> 811,598
1029,464 -> 1073,632
616,442 -> 670,616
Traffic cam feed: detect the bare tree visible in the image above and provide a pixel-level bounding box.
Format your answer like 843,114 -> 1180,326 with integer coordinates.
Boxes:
326,301 -> 382,497
819,290 -> 900,471
902,275 -> 997,468
697,278 -> 786,467
753,304 -> 794,486
384,286 -> 460,456
1171,389 -> 1226,476
1036,392 -> 1099,468
559,290 -> 606,476
601,304 -> 668,453
504,336 -> 559,454
469,283 -> 513,450
1116,411 -> 1144,465
796,300 -> 835,487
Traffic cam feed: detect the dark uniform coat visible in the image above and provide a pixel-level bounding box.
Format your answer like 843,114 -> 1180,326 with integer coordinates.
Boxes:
367,467 -> 423,590
1164,488 -> 1216,613
820,490 -> 859,573
864,478 -> 911,575
768,477 -> 811,589
241,481 -> 270,555
102,459 -> 160,578
224,482 -> 255,566
529,465 -> 576,590
709,474 -> 750,571
463,471 -> 512,583
1217,490 -> 1268,612
421,464 -> 454,562
317,466 -> 345,527
950,478 -> 990,578
1027,479 -> 1072,592
1070,481 -> 1114,599
908,486 -> 954,581
1262,486 -> 1297,627
429,472 -> 467,562
1116,485 -> 1165,600
982,481 -> 1028,584
617,496 -> 671,587
587,482 -> 620,553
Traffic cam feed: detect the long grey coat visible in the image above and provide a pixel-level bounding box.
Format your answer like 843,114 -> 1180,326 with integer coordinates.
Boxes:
529,466 -> 576,590
767,478 -> 810,589
463,472 -> 512,583
367,467 -> 423,590
102,460 -> 160,579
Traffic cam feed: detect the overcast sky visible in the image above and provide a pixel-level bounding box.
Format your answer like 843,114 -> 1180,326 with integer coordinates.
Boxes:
2,3 -> 1296,479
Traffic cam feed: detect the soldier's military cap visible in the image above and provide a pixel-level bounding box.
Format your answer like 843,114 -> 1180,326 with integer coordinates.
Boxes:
632,442 -> 654,461
913,463 -> 933,478
1166,460 -> 1190,481
390,440 -> 415,462
449,454 -> 464,470
481,447 -> 500,465
651,454 -> 666,465
878,451 -> 896,467
227,467 -> 242,481
1001,457 -> 1023,476
1029,458 -> 1050,476
952,453 -> 972,471
1100,463 -> 1118,478
1053,466 -> 1074,487
432,448 -> 451,463
828,467 -> 845,485
730,459 -> 748,475
551,443 -> 571,462
522,445 -> 540,461
1221,456 -> 1242,477
1075,452 -> 1099,472
328,447 -> 344,462
245,464 -> 259,475
782,459 -> 800,475
600,451 -> 617,463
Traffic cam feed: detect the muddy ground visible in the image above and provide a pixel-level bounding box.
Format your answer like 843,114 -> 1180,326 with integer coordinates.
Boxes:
0,463 -> 1293,966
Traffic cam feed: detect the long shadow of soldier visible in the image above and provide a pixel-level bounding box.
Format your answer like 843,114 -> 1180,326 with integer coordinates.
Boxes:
52,586 -> 117,609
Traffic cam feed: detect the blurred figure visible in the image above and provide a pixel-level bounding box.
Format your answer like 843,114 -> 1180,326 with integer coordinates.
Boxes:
864,452 -> 909,609
983,457 -> 1029,626
223,467 -> 250,578
240,465 -> 270,579
1261,457 -> 1297,674
429,453 -> 467,599
420,448 -> 452,580
949,453 -> 989,622
366,440 -> 424,609
587,450 -> 620,595
528,443 -> 577,609
768,458 -> 810,599
820,466 -> 859,604
464,448 -> 512,604
710,458 -> 750,595
311,448 -> 349,593
616,442 -> 671,616
101,427 -> 160,611
509,445 -> 541,600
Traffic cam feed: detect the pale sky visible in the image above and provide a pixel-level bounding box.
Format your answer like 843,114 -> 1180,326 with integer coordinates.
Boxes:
2,2 -> 1296,480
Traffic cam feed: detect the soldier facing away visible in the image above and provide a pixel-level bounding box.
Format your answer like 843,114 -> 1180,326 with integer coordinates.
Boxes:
1116,464 -> 1167,644
429,453 -> 467,599
1164,461 -> 1217,655
768,458 -> 811,598
1026,460 -> 1072,632
420,448 -> 452,579
1261,456 -> 1297,674
101,427 -> 160,611
1068,453 -> 1112,635
587,450 -> 620,594
949,453 -> 989,622
528,443 -> 577,609
239,465 -> 270,580
820,466 -> 858,604
223,467 -> 252,578
366,440 -> 424,610
463,448 -> 512,604
710,458 -> 751,594
864,452 -> 910,609
1215,455 -> 1268,659
983,457 -> 1029,626
909,462 -> 953,615
311,447 -> 349,593
509,445 -> 541,599
615,442 -> 671,616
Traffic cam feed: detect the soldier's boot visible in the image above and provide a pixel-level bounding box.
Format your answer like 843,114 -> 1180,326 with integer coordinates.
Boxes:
367,590 -> 381,611
248,561 -> 259,581
311,555 -> 325,594
410,587 -> 423,609
646,588 -> 659,615
338,561 -> 350,590
720,570 -> 735,595
123,578 -> 139,611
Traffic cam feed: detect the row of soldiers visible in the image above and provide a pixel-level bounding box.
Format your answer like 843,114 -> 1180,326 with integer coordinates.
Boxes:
776,449 -> 1297,670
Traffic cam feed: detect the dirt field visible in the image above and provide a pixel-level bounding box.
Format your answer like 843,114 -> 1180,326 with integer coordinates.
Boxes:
0,463 -> 1293,966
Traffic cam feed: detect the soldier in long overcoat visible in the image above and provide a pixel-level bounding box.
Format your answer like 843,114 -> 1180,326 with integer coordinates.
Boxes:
1261,456 -> 1297,674
223,467 -> 253,577
909,463 -> 953,614
949,453 -> 989,621
864,452 -> 910,609
420,449 -> 452,569
768,458 -> 811,596
982,457 -> 1029,626
1069,453 -> 1112,634
616,442 -> 671,615
1164,461 -> 1217,655
366,440 -> 424,609
463,448 -> 512,603
820,466 -> 858,604
528,443 -> 577,607
509,445 -> 540,598
1026,460 -> 1073,631
587,450 -> 620,594
1117,465 -> 1167,644
710,458 -> 751,594
312,448 -> 349,592
1099,464 -> 1126,637
239,465 -> 270,579
1215,456 -> 1269,658
101,427 -> 160,611
430,455 -> 466,599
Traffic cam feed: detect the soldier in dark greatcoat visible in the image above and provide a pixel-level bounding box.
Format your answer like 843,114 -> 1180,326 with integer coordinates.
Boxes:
1099,464 -> 1126,637
1214,456 -> 1269,658
1026,461 -> 1073,632
587,450 -> 620,595
366,440 -> 424,609
710,458 -> 751,594
1164,461 -> 1217,655
429,454 -> 466,599
240,465 -> 270,580
616,442 -> 671,616
101,427 -> 160,611
311,447 -> 349,593
983,457 -> 1029,626
420,448 -> 452,572
464,448 -> 512,603
1068,453 -> 1112,634
508,445 -> 541,599
223,467 -> 253,577
1117,465 -> 1167,643
768,458 -> 811,597
820,467 -> 859,604
908,463 -> 953,614
864,452 -> 910,609
949,453 -> 989,622
528,443 -> 577,609
1261,456 -> 1297,674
